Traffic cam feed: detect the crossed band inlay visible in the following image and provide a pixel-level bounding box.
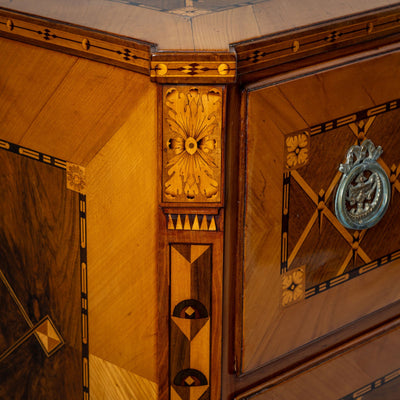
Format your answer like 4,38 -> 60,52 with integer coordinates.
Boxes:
335,139 -> 391,230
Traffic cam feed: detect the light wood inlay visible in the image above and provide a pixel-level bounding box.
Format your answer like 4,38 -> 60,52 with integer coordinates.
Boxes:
240,47 -> 400,376
90,354 -> 157,400
86,74 -> 158,383
162,86 -> 224,204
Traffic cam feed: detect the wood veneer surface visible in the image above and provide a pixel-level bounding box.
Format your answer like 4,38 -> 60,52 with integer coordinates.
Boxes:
86,72 -> 159,391
241,48 -> 400,374
0,36 -> 152,166
0,150 -> 82,399
237,325 -> 400,399
0,0 -> 398,50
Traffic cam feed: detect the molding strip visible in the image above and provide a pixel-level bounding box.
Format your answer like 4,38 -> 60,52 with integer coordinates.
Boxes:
0,7 -> 152,75
2,6 -> 400,83
340,367 -> 400,399
233,5 -> 400,77
234,316 -> 400,399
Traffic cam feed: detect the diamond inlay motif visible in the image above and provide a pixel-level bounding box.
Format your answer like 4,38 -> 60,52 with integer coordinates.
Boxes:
185,376 -> 195,386
34,317 -> 64,356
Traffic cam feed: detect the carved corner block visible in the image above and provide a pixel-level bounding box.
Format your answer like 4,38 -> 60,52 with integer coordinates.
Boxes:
162,86 -> 223,204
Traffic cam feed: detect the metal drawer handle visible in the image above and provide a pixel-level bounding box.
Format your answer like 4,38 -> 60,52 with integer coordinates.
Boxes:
335,139 -> 390,230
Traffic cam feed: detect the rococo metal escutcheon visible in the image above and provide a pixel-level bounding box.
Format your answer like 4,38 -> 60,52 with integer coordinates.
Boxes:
335,139 -> 391,230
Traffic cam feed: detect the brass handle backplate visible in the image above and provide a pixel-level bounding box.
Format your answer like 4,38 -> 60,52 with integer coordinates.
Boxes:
335,139 -> 391,230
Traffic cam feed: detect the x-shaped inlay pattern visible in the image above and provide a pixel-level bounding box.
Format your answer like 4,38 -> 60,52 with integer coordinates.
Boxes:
285,115 -> 400,290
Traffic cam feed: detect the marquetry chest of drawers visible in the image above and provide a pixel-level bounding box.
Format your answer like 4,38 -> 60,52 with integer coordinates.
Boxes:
1,3 -> 400,400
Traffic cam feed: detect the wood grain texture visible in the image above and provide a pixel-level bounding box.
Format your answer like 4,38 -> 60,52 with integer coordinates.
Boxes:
235,324 -> 400,400
341,367 -> 400,399
285,108 -> 400,290
86,74 -> 158,384
0,149 -> 82,399
0,0 -> 193,50
191,5 -> 260,50
0,8 -> 151,75
239,46 -> 400,375
158,230 -> 224,400
234,4 -> 400,78
170,244 -> 212,400
2,0 -> 398,51
90,354 -> 157,400
0,36 -> 154,166
0,36 -> 78,145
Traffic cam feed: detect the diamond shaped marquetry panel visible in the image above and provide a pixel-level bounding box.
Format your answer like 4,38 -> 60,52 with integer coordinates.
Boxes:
282,103 -> 400,303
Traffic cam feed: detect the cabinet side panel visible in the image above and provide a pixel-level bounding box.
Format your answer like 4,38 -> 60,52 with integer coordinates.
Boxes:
0,150 -> 82,399
86,75 -> 158,396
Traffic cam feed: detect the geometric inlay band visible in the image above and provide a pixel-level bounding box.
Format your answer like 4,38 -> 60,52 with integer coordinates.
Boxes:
167,214 -> 218,231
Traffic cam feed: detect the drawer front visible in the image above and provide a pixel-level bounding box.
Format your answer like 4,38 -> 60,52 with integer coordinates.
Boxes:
238,46 -> 400,375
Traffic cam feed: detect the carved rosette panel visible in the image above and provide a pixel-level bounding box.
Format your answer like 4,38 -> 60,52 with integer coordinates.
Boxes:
162,86 -> 223,203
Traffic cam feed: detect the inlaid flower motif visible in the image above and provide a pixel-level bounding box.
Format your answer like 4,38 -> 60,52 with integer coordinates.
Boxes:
282,267 -> 305,306
286,132 -> 309,168
164,88 -> 221,201
66,163 -> 86,194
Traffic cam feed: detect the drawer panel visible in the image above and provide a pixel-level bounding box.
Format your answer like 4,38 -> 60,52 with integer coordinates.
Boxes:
239,46 -> 400,374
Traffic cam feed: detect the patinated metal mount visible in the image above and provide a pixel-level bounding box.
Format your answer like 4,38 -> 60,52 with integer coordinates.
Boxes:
335,139 -> 391,230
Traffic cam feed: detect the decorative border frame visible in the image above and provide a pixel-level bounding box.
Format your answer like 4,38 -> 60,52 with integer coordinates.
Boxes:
0,8 -> 152,75
280,97 -> 400,303
0,138 -> 89,399
3,5 -> 400,84
234,5 -> 400,78
151,52 -> 236,83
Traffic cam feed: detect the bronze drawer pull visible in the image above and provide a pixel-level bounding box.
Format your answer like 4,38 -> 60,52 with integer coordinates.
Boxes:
335,139 -> 390,230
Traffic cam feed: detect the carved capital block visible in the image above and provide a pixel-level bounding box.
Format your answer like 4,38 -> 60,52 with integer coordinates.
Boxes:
162,86 -> 224,204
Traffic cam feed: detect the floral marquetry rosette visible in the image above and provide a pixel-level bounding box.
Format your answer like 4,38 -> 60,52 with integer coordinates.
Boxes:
281,267 -> 305,307
162,86 -> 223,203
285,131 -> 310,170
66,163 -> 86,194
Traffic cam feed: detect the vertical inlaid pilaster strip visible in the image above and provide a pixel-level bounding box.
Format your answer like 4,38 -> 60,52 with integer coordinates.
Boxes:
80,194 -> 90,399
170,244 -> 212,400
158,84 -> 225,400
